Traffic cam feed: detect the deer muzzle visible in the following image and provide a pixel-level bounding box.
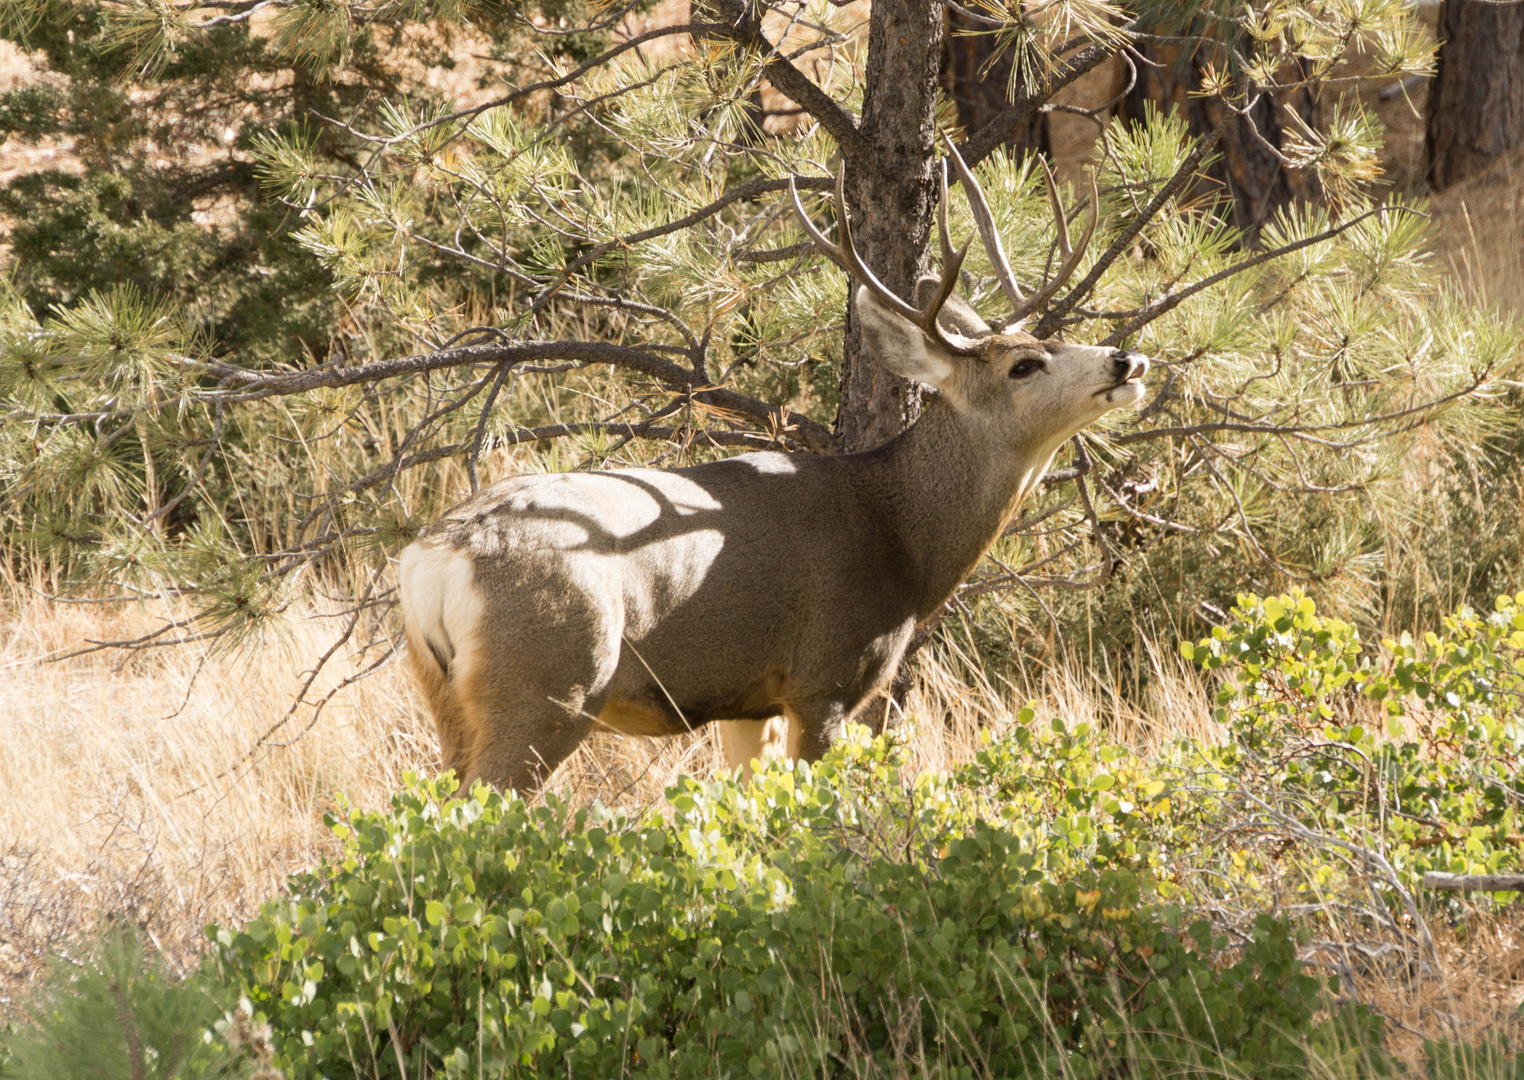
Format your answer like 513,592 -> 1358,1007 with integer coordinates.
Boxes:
1111,350 -> 1149,386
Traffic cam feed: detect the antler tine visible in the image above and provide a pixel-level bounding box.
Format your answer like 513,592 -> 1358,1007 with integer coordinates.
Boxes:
929,158 -> 974,338
1009,162 -> 1100,324
833,166 -> 975,354
937,158 -> 954,271
789,169 -> 919,328
790,164 -> 978,355
788,174 -> 854,278
941,130 -> 1026,315
1039,157 -> 1070,257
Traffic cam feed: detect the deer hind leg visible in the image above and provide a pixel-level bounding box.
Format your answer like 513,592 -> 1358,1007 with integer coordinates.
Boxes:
408,557 -> 624,795
457,690 -> 599,795
399,542 -> 484,787
404,643 -> 473,782
716,717 -> 790,780
456,598 -> 625,795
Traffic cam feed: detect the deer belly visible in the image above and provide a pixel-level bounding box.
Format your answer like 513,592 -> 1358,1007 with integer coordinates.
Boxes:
596,697 -> 692,737
598,665 -> 792,737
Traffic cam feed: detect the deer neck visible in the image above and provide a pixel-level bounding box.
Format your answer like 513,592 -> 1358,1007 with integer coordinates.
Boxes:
861,401 -> 1060,621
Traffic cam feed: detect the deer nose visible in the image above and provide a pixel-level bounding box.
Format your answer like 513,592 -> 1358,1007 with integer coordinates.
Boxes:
1111,349 -> 1147,381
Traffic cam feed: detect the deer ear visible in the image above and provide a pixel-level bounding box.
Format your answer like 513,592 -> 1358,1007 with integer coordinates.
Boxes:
912,277 -> 991,338
855,285 -> 956,387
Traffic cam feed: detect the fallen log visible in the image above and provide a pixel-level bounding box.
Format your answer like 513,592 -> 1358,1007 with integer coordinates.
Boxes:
1422,872 -> 1524,892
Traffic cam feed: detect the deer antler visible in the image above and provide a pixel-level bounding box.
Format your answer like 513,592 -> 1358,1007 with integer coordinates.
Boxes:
941,131 -> 1098,327
790,164 -> 983,356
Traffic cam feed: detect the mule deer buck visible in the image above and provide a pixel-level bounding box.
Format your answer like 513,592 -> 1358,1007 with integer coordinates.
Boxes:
399,139 -> 1149,792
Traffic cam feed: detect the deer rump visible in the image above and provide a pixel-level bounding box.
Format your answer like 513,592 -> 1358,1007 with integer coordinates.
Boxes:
399,450 -> 919,790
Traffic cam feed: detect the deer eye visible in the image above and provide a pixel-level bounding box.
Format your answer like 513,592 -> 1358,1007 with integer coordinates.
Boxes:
1008,358 -> 1044,380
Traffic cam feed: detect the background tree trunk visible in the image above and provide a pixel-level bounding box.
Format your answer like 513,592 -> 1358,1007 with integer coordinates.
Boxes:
835,0 -> 946,453
1123,44 -> 1320,245
940,8 -> 1046,157
1427,0 -> 1524,191
940,10 -> 1126,191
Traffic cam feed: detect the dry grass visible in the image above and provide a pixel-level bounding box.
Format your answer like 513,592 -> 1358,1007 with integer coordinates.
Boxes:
1428,149 -> 1524,320
1360,909 -> 1524,1072
0,583 -> 434,1011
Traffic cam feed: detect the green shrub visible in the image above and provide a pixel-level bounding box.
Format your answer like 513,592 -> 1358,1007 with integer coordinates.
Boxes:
34,592 -> 1524,1078
1183,589 -> 1524,901
207,746 -> 1389,1079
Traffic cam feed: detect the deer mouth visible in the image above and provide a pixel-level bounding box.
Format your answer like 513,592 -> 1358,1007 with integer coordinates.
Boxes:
1097,354 -> 1149,396
1095,382 -> 1143,404
1095,376 -> 1145,398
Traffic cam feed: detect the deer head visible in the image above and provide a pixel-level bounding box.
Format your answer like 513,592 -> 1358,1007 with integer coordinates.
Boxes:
791,135 -> 1147,467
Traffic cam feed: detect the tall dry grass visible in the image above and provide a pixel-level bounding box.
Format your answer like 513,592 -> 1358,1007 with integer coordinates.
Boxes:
1430,148 -> 1524,320
0,581 -> 430,1010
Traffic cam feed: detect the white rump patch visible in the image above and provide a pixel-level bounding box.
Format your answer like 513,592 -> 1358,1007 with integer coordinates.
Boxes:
399,543 -> 482,680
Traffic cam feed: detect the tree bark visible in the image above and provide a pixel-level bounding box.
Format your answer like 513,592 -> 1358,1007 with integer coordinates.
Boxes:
1123,44 -> 1320,245
1427,0 -> 1524,191
834,0 -> 947,453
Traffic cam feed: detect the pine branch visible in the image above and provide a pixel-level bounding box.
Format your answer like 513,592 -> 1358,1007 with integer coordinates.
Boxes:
1034,99 -> 1241,337
200,340 -> 839,452
701,0 -> 868,163
1098,206 -> 1428,346
315,22 -> 708,145
957,32 -> 1132,171
524,176 -> 833,321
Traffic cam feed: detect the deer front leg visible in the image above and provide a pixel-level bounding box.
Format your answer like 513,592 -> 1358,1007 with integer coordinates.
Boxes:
717,699 -> 851,778
783,699 -> 855,763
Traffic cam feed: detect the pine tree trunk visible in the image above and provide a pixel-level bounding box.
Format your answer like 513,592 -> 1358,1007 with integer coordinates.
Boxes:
1427,0 -> 1524,191
834,0 -> 946,453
